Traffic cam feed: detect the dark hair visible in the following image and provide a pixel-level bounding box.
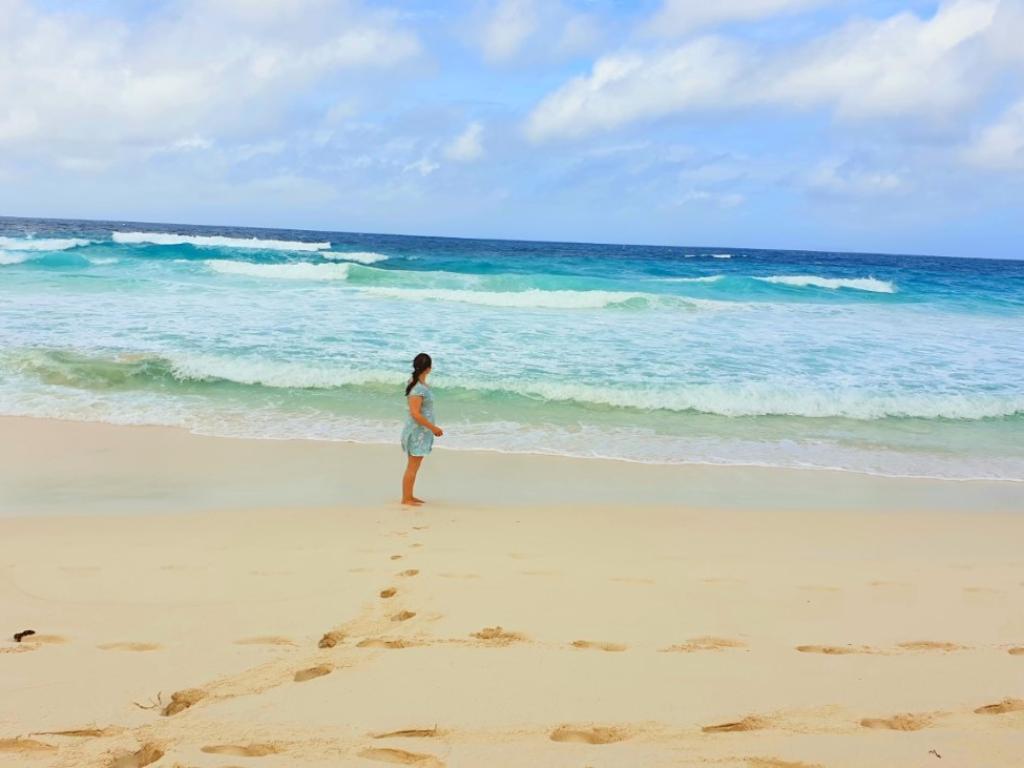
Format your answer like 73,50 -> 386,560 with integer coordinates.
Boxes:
405,353 -> 432,396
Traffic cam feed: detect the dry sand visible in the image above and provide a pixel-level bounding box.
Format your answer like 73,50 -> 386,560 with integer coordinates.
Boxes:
1,417 -> 1023,767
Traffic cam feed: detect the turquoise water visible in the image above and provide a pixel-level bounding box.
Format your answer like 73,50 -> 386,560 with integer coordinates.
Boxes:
1,217 -> 1023,480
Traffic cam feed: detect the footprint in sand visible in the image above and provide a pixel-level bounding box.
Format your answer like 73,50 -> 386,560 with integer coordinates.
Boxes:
399,569 -> 420,577
1008,647 -> 1024,656
235,636 -> 296,647
549,726 -> 629,745
373,728 -> 439,739
859,713 -> 935,731
390,555 -> 404,561
294,665 -> 332,682
162,688 -> 206,716
358,746 -> 444,766
109,743 -> 164,768
795,644 -> 876,655
571,640 -> 627,652
358,638 -> 416,649
391,611 -> 416,622
0,738 -> 55,754
471,627 -> 527,646
702,716 -> 767,733
661,637 -> 746,653
381,588 -> 398,598
318,631 -> 346,649
98,642 -> 160,652
32,728 -> 117,738
0,645 -> 37,654
897,641 -> 967,652
201,744 -> 279,756
974,698 -> 1024,715
22,634 -> 68,645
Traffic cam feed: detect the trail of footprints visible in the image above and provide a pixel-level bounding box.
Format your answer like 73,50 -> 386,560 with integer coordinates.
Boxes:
5,526 -> 1023,767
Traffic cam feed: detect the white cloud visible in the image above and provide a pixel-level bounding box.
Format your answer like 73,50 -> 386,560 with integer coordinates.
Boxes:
646,0 -> 828,37
527,38 -> 746,140
0,0 -> 421,154
479,0 -> 538,62
404,157 -> 440,176
527,0 -> 1014,141
444,122 -> 485,162
806,159 -> 907,198
964,98 -> 1024,170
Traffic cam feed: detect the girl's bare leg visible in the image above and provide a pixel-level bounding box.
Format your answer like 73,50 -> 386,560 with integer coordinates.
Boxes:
402,455 -> 424,505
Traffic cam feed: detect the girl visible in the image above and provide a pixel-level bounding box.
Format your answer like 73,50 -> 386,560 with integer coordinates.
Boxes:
401,353 -> 443,506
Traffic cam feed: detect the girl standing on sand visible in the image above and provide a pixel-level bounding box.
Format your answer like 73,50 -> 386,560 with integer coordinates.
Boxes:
401,353 -> 443,506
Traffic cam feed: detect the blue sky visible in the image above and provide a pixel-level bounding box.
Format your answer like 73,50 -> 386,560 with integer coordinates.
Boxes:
1,0 -> 1023,258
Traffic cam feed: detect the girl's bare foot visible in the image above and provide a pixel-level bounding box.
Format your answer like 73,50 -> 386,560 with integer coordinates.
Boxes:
401,498 -> 424,506
412,496 -> 425,504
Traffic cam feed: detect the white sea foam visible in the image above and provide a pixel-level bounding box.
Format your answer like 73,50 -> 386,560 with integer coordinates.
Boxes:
167,354 -> 397,390
0,236 -> 91,251
205,260 -> 353,280
320,251 -> 389,264
113,231 -> 331,252
360,287 -> 669,309
86,256 -> 119,265
755,275 -> 896,294
0,250 -> 30,265
711,253 -> 732,259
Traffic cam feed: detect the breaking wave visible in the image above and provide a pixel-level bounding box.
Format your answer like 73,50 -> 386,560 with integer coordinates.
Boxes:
755,275 -> 896,294
321,251 -> 389,264
0,237 -> 91,251
112,231 -> 331,252
6,348 -> 1022,421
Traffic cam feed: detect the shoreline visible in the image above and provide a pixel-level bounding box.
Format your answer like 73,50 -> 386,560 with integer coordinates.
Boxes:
2,416 -> 1023,517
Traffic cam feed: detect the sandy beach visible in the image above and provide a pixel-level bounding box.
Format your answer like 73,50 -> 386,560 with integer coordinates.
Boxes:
1,417 -> 1023,768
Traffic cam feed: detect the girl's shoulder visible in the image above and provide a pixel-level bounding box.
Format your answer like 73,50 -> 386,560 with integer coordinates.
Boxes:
408,382 -> 430,397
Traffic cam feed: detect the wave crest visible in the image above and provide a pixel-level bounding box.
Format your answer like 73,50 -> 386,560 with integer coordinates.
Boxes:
0,236 -> 91,251
113,231 -> 331,252
0,251 -> 31,266
755,275 -> 895,293
321,251 -> 389,264
8,348 -> 1021,421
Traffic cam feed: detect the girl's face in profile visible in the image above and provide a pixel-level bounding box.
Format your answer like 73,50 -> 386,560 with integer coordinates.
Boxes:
421,366 -> 432,381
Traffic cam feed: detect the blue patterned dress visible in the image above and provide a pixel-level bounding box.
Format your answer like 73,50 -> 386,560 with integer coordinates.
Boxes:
401,382 -> 435,456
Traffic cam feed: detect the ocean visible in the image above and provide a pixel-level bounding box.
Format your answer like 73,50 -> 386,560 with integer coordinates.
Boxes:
1,216 -> 1022,482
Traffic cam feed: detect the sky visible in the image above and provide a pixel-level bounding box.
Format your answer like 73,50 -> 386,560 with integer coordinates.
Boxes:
1,0 -> 1023,258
